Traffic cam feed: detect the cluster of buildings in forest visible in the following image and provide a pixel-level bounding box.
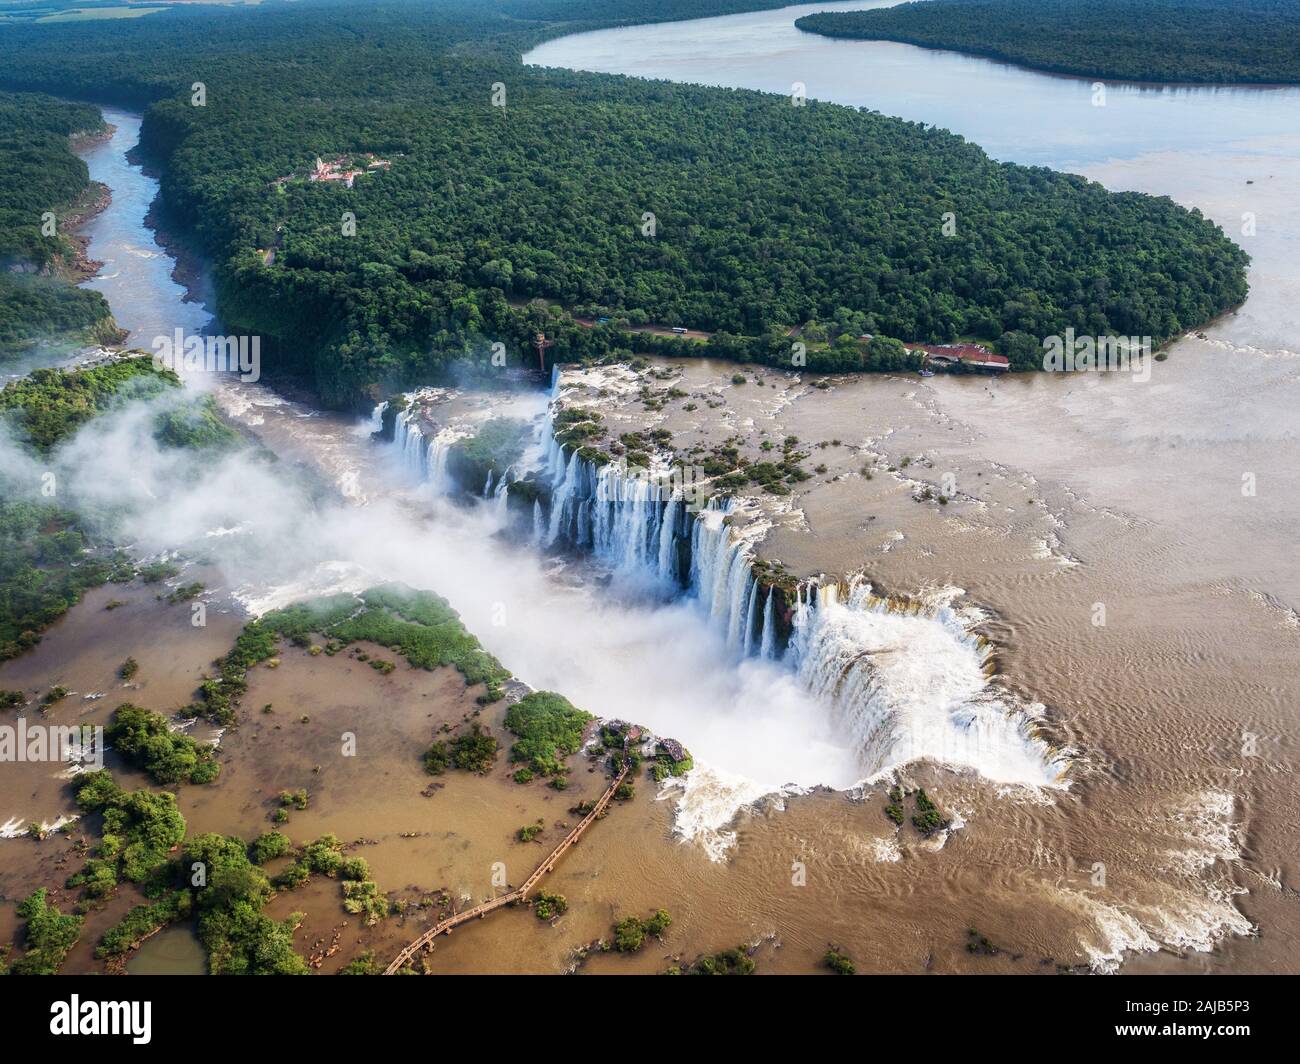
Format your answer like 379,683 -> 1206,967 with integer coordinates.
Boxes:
274,154 -> 392,189
308,154 -> 392,187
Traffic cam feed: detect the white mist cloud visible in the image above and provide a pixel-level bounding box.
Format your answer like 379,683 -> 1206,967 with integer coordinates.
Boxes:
2,383 -> 867,856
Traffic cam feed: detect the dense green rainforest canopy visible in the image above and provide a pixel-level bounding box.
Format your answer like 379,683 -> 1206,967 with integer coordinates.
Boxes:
797,0 -> 1300,85
0,91 -> 116,351
0,0 -> 1250,403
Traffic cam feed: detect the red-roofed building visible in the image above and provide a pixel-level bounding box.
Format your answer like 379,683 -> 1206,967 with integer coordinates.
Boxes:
915,343 -> 1009,372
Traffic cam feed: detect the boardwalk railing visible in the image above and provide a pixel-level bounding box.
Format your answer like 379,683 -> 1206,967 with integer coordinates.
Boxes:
383,764 -> 629,975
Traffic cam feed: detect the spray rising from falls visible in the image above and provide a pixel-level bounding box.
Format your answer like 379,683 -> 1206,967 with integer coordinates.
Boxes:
363,392 -> 859,857
387,389 -> 1069,795
355,399 -> 387,438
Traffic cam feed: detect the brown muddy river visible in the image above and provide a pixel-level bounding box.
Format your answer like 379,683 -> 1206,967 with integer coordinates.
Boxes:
524,3 -> 1300,974
2,0 -> 1298,973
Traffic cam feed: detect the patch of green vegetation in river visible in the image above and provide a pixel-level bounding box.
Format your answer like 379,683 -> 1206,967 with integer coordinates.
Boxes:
194,584 -> 512,726
107,703 -> 221,786
1,356 -> 177,450
6,764 -> 404,974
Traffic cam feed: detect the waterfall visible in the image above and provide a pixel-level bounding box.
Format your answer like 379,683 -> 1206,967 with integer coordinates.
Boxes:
539,425 -> 691,593
591,462 -> 669,574
493,466 -> 512,521
657,494 -> 681,582
685,498 -> 765,653
384,397 -> 473,497
742,581 -> 759,658
425,430 -> 458,494
527,434 -> 1066,785
394,406 -> 425,479
546,447 -> 583,545
530,430 -> 767,653
532,410 -> 761,647
483,469 -> 494,498
760,589 -> 776,660
373,393 -> 1068,790
787,581 -> 1067,785
724,549 -> 752,645
359,399 -> 387,438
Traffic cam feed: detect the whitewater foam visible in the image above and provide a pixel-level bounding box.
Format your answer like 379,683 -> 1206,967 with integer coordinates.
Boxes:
790,581 -> 1068,787
383,390 -> 1074,852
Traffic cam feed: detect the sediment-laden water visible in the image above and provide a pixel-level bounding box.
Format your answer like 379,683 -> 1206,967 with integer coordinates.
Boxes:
525,4 -> 1300,974
4,10 -> 1296,969
384,381 -> 1068,844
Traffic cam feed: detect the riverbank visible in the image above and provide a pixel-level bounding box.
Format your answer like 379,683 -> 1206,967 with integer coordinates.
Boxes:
522,8 -> 1300,976
4,8 -> 1297,974
56,120 -> 118,278
59,181 -> 111,281
794,0 -> 1300,86
0,2 -> 1251,409
95,95 -> 1294,976
0,101 -> 125,358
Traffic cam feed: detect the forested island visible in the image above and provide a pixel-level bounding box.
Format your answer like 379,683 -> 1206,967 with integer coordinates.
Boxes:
0,0 -> 1250,402
796,0 -> 1300,85
0,91 -> 121,354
